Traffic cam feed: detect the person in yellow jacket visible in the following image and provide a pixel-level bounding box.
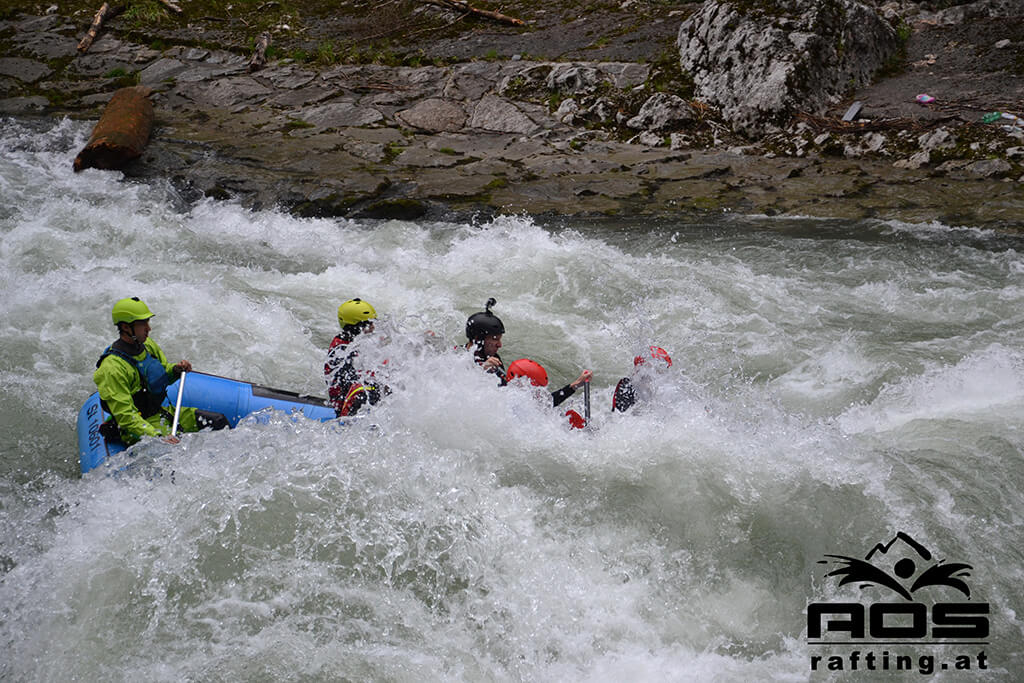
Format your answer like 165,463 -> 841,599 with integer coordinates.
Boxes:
93,297 -> 227,445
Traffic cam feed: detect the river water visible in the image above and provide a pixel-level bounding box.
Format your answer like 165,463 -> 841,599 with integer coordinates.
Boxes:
1,117 -> 1022,681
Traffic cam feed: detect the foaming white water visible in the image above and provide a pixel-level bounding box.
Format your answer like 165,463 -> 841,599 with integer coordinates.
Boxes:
2,117 -> 1023,681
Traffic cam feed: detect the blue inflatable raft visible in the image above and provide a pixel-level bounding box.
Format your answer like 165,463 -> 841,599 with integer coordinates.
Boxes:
76,372 -> 336,474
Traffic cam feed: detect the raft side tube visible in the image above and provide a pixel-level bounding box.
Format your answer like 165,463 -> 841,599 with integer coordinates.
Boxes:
169,372 -> 336,425
76,392 -> 126,474
78,372 -> 336,474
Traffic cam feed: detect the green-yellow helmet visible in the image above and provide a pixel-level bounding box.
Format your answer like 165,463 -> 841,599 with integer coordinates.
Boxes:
337,298 -> 377,328
112,297 -> 155,325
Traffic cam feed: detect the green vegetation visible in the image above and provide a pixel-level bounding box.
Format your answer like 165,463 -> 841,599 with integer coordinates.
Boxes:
283,118 -> 314,132
895,21 -> 912,44
103,68 -> 141,88
876,20 -> 911,79
124,1 -> 168,28
382,141 -> 406,164
315,41 -> 338,65
646,46 -> 694,98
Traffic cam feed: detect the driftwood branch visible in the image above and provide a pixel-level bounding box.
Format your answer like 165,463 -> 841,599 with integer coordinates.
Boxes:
249,32 -> 271,72
419,0 -> 524,26
77,3 -> 125,53
156,0 -> 183,14
794,112 -> 963,134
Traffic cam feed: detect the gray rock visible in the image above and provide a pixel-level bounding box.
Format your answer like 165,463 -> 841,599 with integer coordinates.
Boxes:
393,146 -> 462,168
444,62 -> 503,101
546,64 -> 604,95
935,159 -> 971,173
140,59 -> 190,86
83,35 -> 123,54
677,0 -> 898,136
300,102 -> 385,131
670,133 -> 694,150
396,98 -> 468,132
187,77 -> 273,108
922,0 -> 1023,25
469,95 -> 539,134
632,131 -> 667,147
626,92 -> 694,130
16,15 -> 63,32
918,127 -> 956,152
257,65 -> 317,90
893,151 -> 930,169
12,32 -> 79,61
0,58 -> 52,84
497,63 -> 552,96
585,97 -> 619,124
595,62 -> 650,89
0,96 -> 49,113
175,64 -> 247,84
81,92 -> 116,107
862,132 -> 887,153
266,84 -> 335,108
966,158 -> 1012,177
166,47 -> 211,62
554,98 -> 580,124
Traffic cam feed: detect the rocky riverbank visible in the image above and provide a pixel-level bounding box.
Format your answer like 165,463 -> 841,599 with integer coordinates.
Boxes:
1,0 -> 1022,227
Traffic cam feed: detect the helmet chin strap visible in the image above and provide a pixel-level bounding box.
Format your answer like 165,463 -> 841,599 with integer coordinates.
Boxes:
118,321 -> 141,344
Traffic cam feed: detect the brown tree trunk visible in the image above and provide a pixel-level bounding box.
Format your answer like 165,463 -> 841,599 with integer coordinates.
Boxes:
73,86 -> 155,172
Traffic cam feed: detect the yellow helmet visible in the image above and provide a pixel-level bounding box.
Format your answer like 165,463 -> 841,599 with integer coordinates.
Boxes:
112,297 -> 155,325
337,298 -> 377,328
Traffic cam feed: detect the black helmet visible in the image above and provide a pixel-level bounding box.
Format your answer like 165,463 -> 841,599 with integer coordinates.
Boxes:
466,297 -> 505,342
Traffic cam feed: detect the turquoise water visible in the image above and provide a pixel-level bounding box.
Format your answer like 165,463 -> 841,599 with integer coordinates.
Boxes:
1,117 -> 1022,681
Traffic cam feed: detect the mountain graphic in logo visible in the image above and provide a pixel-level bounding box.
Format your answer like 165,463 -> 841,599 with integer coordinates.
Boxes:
819,532 -> 974,600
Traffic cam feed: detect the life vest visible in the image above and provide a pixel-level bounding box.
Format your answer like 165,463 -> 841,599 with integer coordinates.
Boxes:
611,377 -> 636,412
339,383 -> 380,417
325,336 -> 352,406
96,342 -> 172,418
467,345 -> 506,384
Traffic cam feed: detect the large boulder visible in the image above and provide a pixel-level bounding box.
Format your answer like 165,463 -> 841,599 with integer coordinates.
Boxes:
677,0 -> 899,137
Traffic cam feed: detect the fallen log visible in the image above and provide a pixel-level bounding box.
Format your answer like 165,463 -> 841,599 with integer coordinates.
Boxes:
249,32 -> 271,72
77,3 -> 125,53
419,0 -> 524,26
73,86 -> 155,173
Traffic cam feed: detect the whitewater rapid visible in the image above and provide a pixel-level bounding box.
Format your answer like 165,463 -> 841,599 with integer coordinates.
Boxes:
1,117 -> 1022,681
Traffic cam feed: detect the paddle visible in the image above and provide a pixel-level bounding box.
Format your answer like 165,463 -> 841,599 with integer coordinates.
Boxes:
170,371 -> 187,435
583,379 -> 591,424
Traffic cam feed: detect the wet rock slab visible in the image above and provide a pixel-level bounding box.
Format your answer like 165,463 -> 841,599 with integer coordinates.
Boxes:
2,8 -> 1022,229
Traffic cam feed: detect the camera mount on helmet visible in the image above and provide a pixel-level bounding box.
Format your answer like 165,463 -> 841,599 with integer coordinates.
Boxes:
465,297 -> 505,342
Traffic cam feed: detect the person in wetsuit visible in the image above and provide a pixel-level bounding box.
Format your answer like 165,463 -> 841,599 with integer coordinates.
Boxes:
465,297 -> 506,381
325,298 -> 387,417
93,297 -> 227,445
611,346 -> 672,412
506,358 -> 592,408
